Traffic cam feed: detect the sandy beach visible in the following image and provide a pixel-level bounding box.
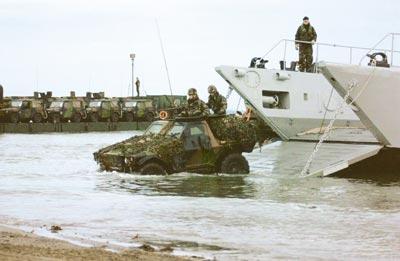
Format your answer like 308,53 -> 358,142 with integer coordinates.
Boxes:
0,225 -> 193,261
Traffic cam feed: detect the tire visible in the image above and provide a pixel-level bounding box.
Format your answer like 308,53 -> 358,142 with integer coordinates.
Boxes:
111,112 -> 119,122
125,112 -> 134,122
144,111 -> 154,122
72,113 -> 81,123
220,153 -> 249,174
90,113 -> 99,122
9,113 -> 18,123
32,113 -> 43,123
140,162 -> 167,175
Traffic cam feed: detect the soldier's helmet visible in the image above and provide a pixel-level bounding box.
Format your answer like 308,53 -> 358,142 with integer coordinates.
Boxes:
188,88 -> 197,95
187,88 -> 198,102
208,85 -> 218,94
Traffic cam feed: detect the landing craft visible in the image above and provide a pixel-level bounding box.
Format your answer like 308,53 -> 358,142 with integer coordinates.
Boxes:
217,34 -> 399,177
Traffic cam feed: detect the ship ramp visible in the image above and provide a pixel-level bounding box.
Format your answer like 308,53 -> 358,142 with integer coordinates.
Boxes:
246,128 -> 383,177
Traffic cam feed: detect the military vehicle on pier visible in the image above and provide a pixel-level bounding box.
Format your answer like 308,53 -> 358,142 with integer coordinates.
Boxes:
94,115 -> 270,175
121,98 -> 156,122
47,99 -> 87,123
0,92 -> 11,123
86,99 -> 121,122
1,98 -> 48,123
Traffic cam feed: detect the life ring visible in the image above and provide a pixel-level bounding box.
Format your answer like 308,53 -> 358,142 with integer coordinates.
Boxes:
159,110 -> 169,120
243,108 -> 252,122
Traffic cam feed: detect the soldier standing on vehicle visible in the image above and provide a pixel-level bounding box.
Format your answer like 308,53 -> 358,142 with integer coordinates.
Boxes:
135,77 -> 141,97
295,16 -> 317,72
180,88 -> 209,117
207,85 -> 227,115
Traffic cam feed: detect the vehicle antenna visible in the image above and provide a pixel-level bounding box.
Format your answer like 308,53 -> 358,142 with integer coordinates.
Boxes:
155,19 -> 174,105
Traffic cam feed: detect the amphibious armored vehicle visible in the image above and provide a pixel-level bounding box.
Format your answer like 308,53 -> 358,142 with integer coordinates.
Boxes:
94,115 -> 265,175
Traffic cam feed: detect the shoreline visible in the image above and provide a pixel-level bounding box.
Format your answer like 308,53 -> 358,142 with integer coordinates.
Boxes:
0,225 -> 194,261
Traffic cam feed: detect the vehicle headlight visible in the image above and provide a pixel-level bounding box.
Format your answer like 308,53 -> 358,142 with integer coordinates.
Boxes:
60,111 -> 63,115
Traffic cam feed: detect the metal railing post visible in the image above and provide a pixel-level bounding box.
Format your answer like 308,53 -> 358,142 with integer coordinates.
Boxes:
314,43 -> 319,73
391,33 -> 395,66
349,47 -> 353,64
283,40 -> 287,70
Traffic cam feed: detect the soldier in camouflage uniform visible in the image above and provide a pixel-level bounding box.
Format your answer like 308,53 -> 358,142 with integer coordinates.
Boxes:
207,85 -> 227,115
180,88 -> 209,117
295,16 -> 317,72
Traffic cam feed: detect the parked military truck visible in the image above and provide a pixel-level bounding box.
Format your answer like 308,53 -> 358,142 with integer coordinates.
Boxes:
47,99 -> 87,123
121,98 -> 156,122
146,95 -> 186,111
94,115 -> 265,175
86,99 -> 121,122
1,98 -> 48,123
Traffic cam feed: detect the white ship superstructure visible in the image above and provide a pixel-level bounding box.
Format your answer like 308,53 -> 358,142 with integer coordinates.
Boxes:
216,65 -> 363,140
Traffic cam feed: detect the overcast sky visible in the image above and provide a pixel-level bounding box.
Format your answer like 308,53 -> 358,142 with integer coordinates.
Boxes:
1,0 -> 399,109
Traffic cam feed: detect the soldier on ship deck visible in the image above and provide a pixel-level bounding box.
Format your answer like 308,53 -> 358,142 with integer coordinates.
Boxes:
295,16 -> 317,72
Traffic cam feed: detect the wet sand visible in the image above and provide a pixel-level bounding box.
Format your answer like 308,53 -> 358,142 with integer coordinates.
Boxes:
0,226 -> 192,261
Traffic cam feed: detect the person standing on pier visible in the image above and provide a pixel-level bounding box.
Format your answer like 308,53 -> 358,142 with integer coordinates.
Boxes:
295,16 -> 317,72
135,77 -> 141,97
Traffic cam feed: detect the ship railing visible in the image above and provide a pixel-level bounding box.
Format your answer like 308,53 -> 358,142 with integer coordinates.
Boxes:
261,33 -> 400,72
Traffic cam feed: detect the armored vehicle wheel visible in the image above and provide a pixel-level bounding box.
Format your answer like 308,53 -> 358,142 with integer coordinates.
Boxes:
125,112 -> 134,122
140,162 -> 166,175
144,111 -> 154,122
9,113 -> 19,123
32,113 -> 43,123
90,113 -> 99,122
220,153 -> 249,174
72,113 -> 81,122
111,112 -> 119,122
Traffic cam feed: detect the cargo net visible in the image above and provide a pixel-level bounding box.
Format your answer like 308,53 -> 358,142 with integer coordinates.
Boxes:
207,116 -> 258,148
115,134 -> 184,163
